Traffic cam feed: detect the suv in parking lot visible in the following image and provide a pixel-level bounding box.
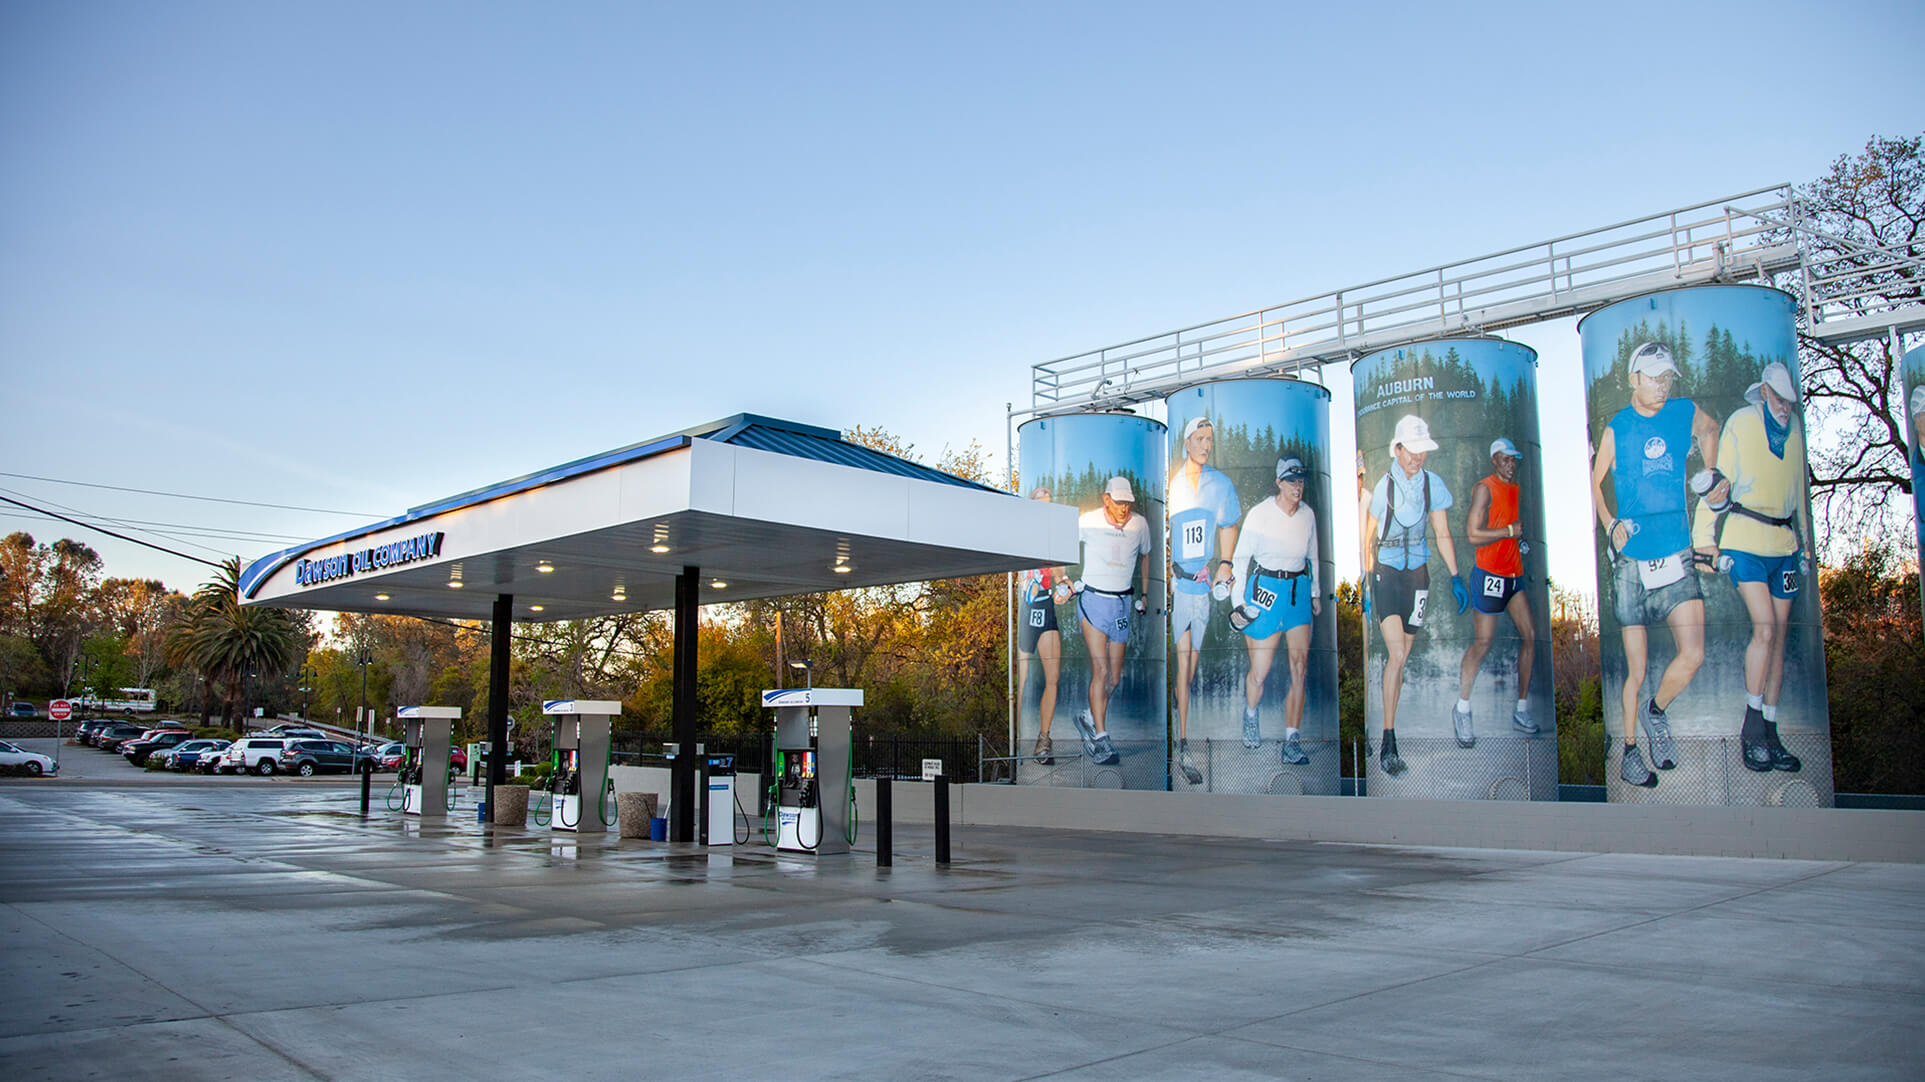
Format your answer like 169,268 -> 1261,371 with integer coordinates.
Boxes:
281,739 -> 375,776
219,736 -> 295,776
94,723 -> 152,751
122,730 -> 192,765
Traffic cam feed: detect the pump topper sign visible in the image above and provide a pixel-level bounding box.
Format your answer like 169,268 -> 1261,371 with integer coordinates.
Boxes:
295,531 -> 446,588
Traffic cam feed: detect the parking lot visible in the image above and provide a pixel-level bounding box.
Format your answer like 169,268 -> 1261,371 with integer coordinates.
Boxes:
1,774 -> 1920,1081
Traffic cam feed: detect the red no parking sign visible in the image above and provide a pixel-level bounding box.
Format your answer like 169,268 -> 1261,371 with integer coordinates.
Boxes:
48,700 -> 72,722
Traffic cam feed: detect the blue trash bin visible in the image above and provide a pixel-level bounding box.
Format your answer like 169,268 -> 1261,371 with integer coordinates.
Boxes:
649,816 -> 667,841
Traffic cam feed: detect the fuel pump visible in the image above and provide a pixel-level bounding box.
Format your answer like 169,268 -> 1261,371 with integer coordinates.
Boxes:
397,706 -> 460,818
761,687 -> 860,855
541,700 -> 617,834
705,754 -> 740,846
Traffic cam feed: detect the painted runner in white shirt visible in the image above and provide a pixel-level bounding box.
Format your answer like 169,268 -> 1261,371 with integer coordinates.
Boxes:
1230,497 -> 1318,603
1077,508 -> 1152,593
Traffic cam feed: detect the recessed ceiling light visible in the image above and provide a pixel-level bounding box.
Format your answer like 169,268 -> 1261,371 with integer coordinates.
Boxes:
529,604 -> 545,612
536,562 -> 555,573
611,591 -> 626,601
374,593 -> 390,601
833,564 -> 852,574
447,581 -> 464,589
650,544 -> 670,554
710,579 -> 727,589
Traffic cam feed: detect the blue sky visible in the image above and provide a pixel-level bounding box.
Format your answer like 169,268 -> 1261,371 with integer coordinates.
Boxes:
2,1 -> 1920,595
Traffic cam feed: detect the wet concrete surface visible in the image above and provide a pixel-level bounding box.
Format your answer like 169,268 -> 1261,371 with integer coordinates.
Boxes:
0,776 -> 1920,1080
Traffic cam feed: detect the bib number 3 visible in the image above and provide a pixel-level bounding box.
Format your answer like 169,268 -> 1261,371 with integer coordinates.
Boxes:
1410,589 -> 1429,628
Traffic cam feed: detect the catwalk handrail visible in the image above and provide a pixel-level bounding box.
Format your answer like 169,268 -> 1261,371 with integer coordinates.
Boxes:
1018,182 -> 1901,413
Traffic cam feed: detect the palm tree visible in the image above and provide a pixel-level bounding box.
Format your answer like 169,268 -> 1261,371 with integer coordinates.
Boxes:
166,558 -> 302,725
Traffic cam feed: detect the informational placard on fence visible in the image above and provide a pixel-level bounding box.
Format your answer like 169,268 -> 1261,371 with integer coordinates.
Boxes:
922,758 -> 943,781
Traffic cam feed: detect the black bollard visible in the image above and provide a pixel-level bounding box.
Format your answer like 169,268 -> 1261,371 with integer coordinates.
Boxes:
934,774 -> 950,865
360,767 -> 372,815
876,776 -> 892,867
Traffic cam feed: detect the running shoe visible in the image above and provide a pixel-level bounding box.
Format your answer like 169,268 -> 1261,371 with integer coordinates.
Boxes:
1241,707 -> 1261,749
1073,709 -> 1099,759
1452,703 -> 1476,748
1620,744 -> 1657,788
1280,733 -> 1308,765
1177,740 -> 1202,785
1090,732 -> 1119,766
1511,704 -> 1540,735
1032,735 -> 1054,765
1739,706 -> 1773,773
1763,725 -> 1802,772
1639,700 -> 1678,770
1379,740 -> 1406,777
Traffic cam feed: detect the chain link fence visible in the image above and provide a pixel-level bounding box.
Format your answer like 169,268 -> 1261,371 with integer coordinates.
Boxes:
1603,733 -> 1834,806
1360,735 -> 1560,801
1172,738 -> 1343,796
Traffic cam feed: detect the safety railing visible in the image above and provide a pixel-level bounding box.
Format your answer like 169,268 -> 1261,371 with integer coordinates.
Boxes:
1024,184 -> 1839,413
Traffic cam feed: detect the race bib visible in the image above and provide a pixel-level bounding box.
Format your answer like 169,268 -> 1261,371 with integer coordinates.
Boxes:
1250,581 -> 1277,611
1116,614 -> 1130,637
1410,589 -> 1429,628
1027,606 -> 1046,628
1637,553 -> 1686,589
1179,519 -> 1207,561
1778,569 -> 1800,596
1482,573 -> 1505,598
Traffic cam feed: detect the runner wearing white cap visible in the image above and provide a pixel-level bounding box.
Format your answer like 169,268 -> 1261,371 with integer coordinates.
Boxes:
1362,414 -> 1468,777
1692,359 -> 1807,774
1167,416 -> 1240,784
1590,340 -> 1724,789
1071,475 -> 1151,766
1453,437 -> 1540,748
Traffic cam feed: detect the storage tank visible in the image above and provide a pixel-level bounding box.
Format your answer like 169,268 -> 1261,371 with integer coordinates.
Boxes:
1163,377 -> 1338,795
1578,285 -> 1832,806
1015,412 -> 1167,790
1352,338 -> 1557,801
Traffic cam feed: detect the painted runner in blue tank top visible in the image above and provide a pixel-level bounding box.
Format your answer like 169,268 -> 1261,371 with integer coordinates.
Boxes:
1368,468 -> 1453,571
1168,464 -> 1240,595
1608,397 -> 1695,560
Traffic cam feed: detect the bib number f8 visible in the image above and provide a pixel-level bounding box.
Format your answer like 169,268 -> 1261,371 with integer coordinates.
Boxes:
1027,606 -> 1046,628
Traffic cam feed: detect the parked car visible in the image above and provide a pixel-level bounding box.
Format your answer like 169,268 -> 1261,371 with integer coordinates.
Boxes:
158,739 -> 229,772
373,742 -> 406,770
8,702 -> 35,718
0,739 -> 56,776
280,739 -> 377,776
123,730 -> 192,765
94,723 -> 152,751
76,719 -> 123,746
450,746 -> 468,770
261,725 -> 328,740
220,736 -> 296,776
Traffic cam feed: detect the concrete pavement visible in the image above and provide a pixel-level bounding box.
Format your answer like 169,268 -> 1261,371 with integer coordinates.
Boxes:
0,778 -> 1919,1080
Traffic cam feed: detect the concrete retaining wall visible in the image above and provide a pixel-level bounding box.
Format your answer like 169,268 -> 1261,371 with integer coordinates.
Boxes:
854,780 -> 1925,863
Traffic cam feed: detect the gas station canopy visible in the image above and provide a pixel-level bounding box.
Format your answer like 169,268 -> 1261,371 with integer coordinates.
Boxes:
240,415 -> 1077,621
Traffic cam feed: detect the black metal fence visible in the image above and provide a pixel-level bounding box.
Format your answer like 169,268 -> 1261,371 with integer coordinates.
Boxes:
607,731 -> 979,783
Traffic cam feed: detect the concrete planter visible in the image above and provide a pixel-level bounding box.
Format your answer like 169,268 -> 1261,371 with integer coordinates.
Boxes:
491,785 -> 530,826
616,791 -> 659,838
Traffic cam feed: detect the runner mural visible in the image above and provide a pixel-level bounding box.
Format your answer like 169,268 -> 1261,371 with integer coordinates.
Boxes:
1352,338 -> 1557,801
1016,412 -> 1168,790
1579,284 -> 1832,807
1163,378 -> 1337,795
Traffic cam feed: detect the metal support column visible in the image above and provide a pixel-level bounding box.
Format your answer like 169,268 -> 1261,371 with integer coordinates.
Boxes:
671,566 -> 699,843
487,594 -> 512,818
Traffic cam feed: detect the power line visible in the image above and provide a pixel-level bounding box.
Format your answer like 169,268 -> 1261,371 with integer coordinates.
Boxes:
0,510 -> 305,545
0,494 -> 224,570
0,486 -> 246,562
0,471 -> 380,517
